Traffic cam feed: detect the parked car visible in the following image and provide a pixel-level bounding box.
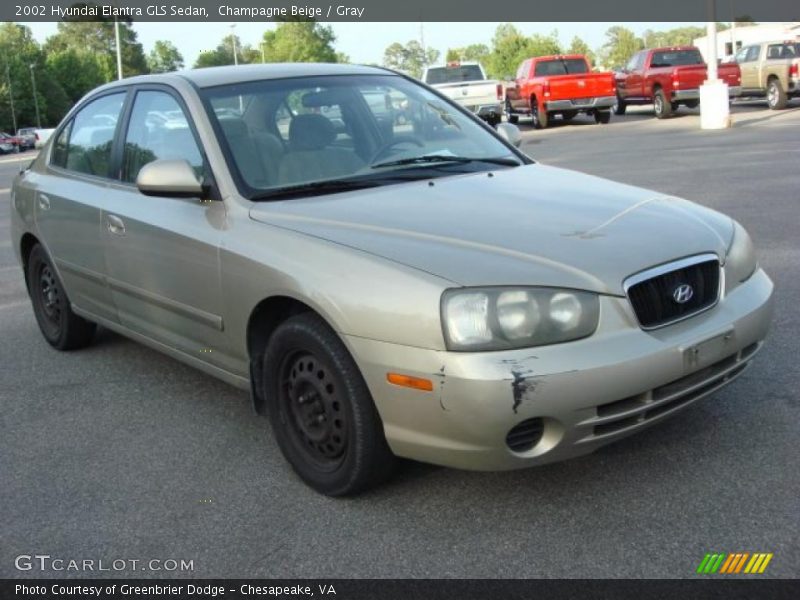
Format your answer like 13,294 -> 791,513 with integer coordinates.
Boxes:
614,46 -> 742,118
505,54 -> 616,128
34,128 -> 56,149
11,64 -> 773,495
16,127 -> 37,150
0,132 -> 23,153
423,62 -> 504,126
0,140 -> 15,154
734,41 -> 800,109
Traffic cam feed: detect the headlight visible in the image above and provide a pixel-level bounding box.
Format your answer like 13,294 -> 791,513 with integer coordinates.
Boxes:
725,220 -> 757,293
442,287 -> 599,351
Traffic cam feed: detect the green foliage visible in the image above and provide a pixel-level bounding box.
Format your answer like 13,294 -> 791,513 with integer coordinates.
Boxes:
383,40 -> 440,78
567,36 -> 596,67
446,44 -> 490,64
148,40 -> 184,73
46,49 -> 106,105
641,26 -> 706,48
599,26 -> 644,70
261,21 -> 339,63
483,25 -> 562,79
194,35 -> 251,68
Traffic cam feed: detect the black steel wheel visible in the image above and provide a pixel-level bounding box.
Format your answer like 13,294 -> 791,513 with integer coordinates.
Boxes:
27,244 -> 96,350
263,313 -> 396,495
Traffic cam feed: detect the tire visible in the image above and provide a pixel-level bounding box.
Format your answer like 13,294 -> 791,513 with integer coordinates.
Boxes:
614,94 -> 627,115
594,110 -> 611,124
653,88 -> 672,119
505,100 -> 518,124
767,78 -> 788,110
262,313 -> 396,496
531,99 -> 548,129
27,244 -> 96,350
684,100 -> 699,109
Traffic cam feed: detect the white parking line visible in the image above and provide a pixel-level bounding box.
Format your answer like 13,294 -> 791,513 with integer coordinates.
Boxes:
0,154 -> 36,164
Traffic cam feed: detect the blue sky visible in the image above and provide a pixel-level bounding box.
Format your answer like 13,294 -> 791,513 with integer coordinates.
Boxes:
24,21 -> 705,66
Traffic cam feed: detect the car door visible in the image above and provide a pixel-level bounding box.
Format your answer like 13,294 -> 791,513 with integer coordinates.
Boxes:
101,86 -> 231,368
735,45 -> 761,91
33,91 -> 128,323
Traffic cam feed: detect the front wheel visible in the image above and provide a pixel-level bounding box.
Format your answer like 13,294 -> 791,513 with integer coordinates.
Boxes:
613,94 -> 627,115
27,244 -> 96,350
263,313 -> 396,496
531,101 -> 549,129
653,89 -> 672,119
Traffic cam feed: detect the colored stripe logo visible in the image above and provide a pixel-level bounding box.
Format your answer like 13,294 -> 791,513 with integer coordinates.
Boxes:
696,552 -> 773,574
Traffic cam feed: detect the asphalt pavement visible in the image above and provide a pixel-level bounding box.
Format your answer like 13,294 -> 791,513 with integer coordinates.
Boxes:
1,100 -> 798,579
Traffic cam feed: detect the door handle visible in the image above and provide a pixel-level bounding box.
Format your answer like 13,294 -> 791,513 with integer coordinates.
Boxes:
106,214 -> 126,236
37,194 -> 50,211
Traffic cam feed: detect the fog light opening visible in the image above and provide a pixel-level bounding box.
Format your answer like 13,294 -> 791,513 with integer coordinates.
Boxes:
505,417 -> 545,453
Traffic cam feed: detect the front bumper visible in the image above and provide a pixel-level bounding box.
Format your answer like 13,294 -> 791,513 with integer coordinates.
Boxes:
545,95 -> 616,111
346,268 -> 773,471
673,86 -> 742,101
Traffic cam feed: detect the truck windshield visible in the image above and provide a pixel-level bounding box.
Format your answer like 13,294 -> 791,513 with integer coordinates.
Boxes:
533,59 -> 589,76
425,65 -> 485,84
650,49 -> 704,67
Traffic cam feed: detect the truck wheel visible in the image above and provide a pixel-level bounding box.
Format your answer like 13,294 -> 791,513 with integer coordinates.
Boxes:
684,100 -> 699,109
767,78 -> 788,110
653,89 -> 672,119
614,94 -> 627,115
561,110 -> 578,121
531,100 -> 548,129
505,100 -> 518,124
594,110 -> 611,124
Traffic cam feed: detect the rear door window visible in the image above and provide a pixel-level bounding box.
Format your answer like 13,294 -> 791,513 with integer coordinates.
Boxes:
57,93 -> 126,177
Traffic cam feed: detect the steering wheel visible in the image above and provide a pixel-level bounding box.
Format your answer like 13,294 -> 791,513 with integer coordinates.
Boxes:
369,135 -> 425,164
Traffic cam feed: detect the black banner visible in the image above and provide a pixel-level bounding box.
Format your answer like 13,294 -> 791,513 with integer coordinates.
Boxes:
3,0 -> 799,22
3,579 -> 800,600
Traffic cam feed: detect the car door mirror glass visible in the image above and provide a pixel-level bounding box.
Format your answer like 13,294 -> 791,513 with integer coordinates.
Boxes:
495,122 -> 522,148
136,159 -> 204,198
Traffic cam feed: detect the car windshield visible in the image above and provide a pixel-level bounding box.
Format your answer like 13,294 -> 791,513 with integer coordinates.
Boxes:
534,59 -> 589,76
200,74 -> 520,200
424,64 -> 485,84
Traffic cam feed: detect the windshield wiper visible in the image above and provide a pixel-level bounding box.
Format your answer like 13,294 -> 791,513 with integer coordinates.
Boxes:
250,177 -> 384,201
371,155 -> 521,170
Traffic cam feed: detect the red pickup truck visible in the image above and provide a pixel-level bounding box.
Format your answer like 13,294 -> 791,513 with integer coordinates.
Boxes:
614,46 -> 742,118
505,54 -> 616,128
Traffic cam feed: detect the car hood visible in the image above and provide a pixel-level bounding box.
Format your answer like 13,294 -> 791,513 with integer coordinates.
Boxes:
249,164 -> 733,295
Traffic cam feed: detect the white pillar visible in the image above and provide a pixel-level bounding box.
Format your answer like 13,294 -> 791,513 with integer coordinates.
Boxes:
700,2 -> 731,129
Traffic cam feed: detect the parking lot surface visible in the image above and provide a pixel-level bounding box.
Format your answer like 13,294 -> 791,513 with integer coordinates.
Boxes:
1,101 -> 798,578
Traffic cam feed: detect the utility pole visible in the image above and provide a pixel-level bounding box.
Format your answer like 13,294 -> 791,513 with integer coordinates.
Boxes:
114,18 -> 123,80
230,24 -> 238,66
3,57 -> 17,134
29,64 -> 41,129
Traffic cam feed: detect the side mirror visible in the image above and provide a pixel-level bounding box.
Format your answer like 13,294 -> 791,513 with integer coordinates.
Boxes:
496,122 -> 522,148
136,159 -> 204,198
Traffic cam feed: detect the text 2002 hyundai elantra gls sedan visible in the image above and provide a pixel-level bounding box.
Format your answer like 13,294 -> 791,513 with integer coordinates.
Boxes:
11,64 -> 773,495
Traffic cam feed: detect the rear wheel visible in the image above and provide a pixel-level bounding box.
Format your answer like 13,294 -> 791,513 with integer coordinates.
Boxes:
653,88 -> 672,119
531,99 -> 548,129
684,100 -> 699,109
766,78 -> 788,110
27,244 -> 96,350
594,110 -> 611,124
505,100 -> 518,124
561,110 -> 578,121
263,313 -> 396,496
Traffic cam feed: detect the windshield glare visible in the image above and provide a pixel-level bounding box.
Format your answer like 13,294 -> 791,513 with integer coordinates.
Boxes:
201,74 -> 517,199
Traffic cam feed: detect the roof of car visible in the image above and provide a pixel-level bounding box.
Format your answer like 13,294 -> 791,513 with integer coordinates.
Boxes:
100,63 -> 394,91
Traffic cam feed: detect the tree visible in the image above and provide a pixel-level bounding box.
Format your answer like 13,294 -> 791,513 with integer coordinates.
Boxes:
599,26 -> 643,69
483,25 -> 561,79
382,40 -> 439,78
446,43 -> 490,64
261,21 -> 338,63
641,26 -> 706,48
45,20 -> 148,80
194,34 -> 255,68
46,48 -> 106,104
148,40 -> 184,73
567,36 -> 596,67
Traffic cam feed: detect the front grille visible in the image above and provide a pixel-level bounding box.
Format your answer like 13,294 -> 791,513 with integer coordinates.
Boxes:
583,342 -> 761,439
626,256 -> 720,329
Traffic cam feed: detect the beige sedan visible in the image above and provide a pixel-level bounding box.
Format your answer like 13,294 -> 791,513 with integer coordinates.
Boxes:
11,64 -> 773,495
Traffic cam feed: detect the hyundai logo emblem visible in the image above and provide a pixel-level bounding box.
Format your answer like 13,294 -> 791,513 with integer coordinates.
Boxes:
672,283 -> 694,304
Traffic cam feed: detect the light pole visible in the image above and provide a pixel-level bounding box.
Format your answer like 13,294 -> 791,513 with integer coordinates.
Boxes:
230,24 -> 238,66
114,17 -> 123,80
3,56 -> 17,134
29,64 -> 41,129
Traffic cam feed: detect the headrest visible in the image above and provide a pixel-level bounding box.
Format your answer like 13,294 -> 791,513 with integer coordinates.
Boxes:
288,114 -> 336,151
218,118 -> 249,140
